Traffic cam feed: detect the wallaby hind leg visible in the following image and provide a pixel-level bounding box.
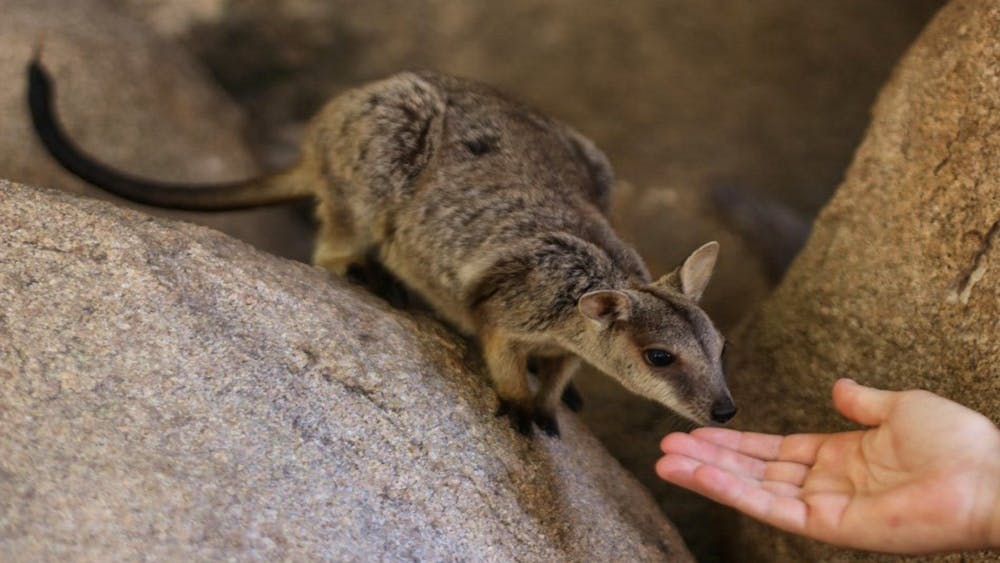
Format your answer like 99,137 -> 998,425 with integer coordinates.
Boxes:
481,328 -> 533,436
532,355 -> 580,437
312,201 -> 417,307
311,201 -> 368,276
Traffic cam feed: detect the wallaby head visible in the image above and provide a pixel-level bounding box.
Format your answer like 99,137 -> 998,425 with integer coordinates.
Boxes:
575,242 -> 735,425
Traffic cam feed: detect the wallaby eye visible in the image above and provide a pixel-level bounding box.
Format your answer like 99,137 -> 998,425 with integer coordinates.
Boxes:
643,349 -> 675,367
464,136 -> 496,156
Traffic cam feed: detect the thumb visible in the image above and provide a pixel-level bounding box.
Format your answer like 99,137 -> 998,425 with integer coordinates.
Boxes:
832,378 -> 899,426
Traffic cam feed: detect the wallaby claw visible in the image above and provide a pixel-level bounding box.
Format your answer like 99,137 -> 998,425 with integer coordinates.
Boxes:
534,412 -> 561,438
345,261 -> 413,308
495,399 -> 534,436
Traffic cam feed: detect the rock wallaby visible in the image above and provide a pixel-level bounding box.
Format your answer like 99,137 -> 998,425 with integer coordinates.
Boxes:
27,55 -> 736,437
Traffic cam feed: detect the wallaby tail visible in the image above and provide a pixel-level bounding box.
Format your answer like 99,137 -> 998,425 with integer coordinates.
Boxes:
709,183 -> 810,282
27,54 -> 313,211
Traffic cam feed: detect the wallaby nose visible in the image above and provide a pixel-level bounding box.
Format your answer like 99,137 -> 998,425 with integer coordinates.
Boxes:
710,399 -> 738,424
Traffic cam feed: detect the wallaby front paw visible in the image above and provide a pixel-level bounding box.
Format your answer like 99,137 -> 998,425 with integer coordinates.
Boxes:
345,261 -> 413,308
533,412 -> 561,438
495,399 -> 534,436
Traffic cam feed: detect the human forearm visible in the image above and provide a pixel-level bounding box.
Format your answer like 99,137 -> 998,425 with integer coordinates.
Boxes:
978,421 -> 1000,551
989,449 -> 1000,549
991,502 -> 1000,550
957,416 -> 1000,552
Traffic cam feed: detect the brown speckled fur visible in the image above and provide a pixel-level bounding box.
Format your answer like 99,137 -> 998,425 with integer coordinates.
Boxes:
31,64 -> 735,436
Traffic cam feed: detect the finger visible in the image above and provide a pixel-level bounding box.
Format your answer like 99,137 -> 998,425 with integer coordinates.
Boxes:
689,427 -> 825,465
778,434 -> 826,465
832,378 -> 898,426
655,452 -> 702,485
676,458 -> 809,534
660,432 -> 767,478
662,432 -> 812,485
687,427 -> 780,459
656,452 -> 752,493
760,479 -> 803,498
656,446 -> 808,493
799,470 -> 857,496
763,460 -> 810,486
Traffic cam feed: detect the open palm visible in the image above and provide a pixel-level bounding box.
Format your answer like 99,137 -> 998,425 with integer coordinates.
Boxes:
656,379 -> 1000,554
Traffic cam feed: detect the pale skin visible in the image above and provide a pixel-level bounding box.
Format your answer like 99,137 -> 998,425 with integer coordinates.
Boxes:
656,378 -> 1000,554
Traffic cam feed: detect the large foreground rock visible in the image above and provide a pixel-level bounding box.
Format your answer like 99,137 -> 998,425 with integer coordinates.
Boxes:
728,0 -> 1000,560
0,0 -> 312,261
0,180 -> 692,561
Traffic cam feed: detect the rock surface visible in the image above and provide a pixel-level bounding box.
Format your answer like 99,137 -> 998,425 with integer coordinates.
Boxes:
112,0 -> 943,216
0,0 -> 312,261
0,179 -> 693,562
727,0 -> 1000,560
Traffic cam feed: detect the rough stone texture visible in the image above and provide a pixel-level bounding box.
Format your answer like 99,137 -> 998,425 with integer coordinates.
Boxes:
0,0 -> 312,261
727,0 -> 1000,560
0,180 -> 693,562
112,0 -> 942,215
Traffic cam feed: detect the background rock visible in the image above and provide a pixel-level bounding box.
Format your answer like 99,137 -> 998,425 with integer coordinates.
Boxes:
727,0 -> 1000,560
0,0 -> 312,261
113,0 -> 942,217
100,0 -> 947,329
0,179 -> 693,562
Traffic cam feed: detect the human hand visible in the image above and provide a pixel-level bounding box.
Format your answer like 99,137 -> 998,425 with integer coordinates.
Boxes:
656,378 -> 1000,554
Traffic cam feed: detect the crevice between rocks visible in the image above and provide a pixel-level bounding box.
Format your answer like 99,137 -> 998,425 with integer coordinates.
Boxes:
948,216 -> 999,305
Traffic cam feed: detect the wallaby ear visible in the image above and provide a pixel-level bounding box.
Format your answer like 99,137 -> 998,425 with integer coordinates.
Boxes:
678,241 -> 719,302
652,242 -> 719,301
578,290 -> 631,327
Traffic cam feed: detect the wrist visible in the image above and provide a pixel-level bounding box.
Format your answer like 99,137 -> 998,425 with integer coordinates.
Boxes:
988,434 -> 1000,549
968,418 -> 1000,551
992,467 -> 1000,549
992,508 -> 1000,550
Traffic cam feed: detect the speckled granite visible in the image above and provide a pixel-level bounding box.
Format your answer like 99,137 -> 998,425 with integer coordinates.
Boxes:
727,1 -> 1000,561
0,0 -> 312,262
0,179 -> 693,562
